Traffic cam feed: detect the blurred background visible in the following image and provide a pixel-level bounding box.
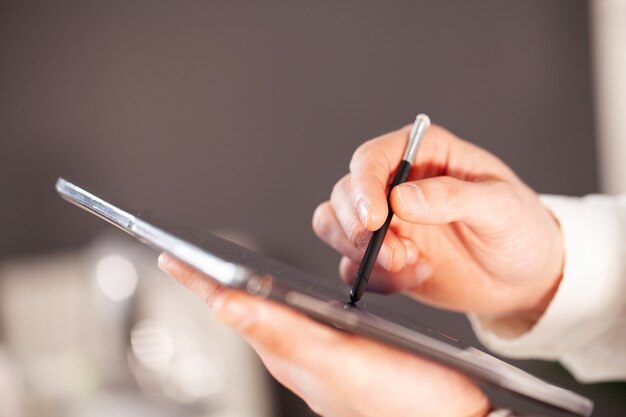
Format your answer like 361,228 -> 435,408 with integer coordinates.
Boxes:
1,0 -> 625,416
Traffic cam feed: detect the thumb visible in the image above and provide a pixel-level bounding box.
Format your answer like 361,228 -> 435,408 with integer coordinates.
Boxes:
390,176 -> 515,229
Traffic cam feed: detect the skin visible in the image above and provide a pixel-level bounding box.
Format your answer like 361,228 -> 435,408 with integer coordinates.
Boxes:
158,123 -> 565,417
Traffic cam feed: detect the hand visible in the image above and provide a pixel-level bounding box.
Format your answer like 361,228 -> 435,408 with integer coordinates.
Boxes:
313,124 -> 564,319
158,253 -> 489,417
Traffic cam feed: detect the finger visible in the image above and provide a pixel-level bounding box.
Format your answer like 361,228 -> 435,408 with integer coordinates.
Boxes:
330,175 -> 369,248
316,197 -> 409,272
329,177 -> 409,272
349,127 -> 411,231
252,350 -> 360,417
349,122 -> 518,232
348,124 -> 463,230
390,177 -> 518,230
159,254 -> 356,416
312,201 -> 363,261
339,256 -> 432,294
158,253 -> 223,306
211,289 -> 489,417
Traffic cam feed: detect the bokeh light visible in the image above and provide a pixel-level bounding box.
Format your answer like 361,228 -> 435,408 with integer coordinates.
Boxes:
95,255 -> 138,301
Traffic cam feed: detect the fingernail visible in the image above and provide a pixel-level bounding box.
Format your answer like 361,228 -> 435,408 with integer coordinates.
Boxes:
356,198 -> 371,228
212,292 -> 256,332
381,244 -> 394,271
157,253 -> 170,272
415,263 -> 433,285
397,184 -> 426,217
402,238 -> 418,265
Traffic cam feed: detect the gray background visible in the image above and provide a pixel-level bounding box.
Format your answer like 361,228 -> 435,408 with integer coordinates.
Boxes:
2,0 -> 623,415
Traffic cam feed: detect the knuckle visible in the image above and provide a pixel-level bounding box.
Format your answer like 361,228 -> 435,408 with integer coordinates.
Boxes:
349,140 -> 375,172
311,202 -> 332,235
330,174 -> 350,202
433,176 -> 464,222
439,176 -> 462,204
501,183 -> 525,216
182,268 -> 208,289
261,324 -> 298,358
204,285 -> 224,309
349,222 -> 370,249
438,175 -> 457,192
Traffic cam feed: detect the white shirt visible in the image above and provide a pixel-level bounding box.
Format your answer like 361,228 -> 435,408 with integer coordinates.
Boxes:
470,194 -> 626,383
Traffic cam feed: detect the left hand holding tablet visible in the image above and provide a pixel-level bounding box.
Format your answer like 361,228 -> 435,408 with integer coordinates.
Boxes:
158,252 -> 490,417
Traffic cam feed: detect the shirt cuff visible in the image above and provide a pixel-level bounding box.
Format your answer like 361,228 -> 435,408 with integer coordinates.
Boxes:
469,195 -> 625,376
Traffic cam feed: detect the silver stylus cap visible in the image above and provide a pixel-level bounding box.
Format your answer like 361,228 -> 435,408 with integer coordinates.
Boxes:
403,114 -> 431,163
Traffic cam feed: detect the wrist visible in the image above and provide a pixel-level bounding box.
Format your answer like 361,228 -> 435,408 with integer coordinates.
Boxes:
526,204 -> 565,318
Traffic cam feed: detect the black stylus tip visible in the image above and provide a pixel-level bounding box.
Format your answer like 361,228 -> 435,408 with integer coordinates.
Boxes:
344,301 -> 358,311
350,277 -> 366,302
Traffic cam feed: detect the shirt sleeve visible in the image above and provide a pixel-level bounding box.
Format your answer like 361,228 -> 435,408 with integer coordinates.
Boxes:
468,194 -> 626,383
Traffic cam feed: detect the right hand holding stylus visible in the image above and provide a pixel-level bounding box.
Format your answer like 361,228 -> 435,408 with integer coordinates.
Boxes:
313,124 -> 564,324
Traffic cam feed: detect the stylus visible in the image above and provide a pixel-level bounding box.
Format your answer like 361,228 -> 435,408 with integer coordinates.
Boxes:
350,114 -> 431,302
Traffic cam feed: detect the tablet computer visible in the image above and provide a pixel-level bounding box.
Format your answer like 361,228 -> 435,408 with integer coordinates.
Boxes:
55,178 -> 593,416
